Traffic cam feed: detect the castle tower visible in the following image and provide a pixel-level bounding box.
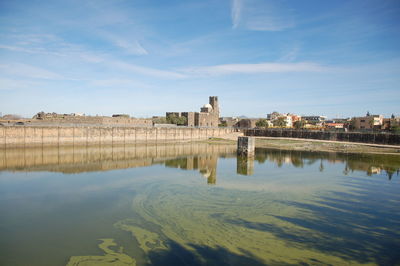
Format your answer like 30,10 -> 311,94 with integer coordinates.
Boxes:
195,96 -> 220,127
209,96 -> 219,116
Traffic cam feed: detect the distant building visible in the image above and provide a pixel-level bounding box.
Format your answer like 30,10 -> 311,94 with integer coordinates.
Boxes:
267,112 -> 282,121
166,96 -> 220,127
381,116 -> 400,130
382,118 -> 391,130
266,112 -> 302,128
330,118 -> 350,123
325,123 -> 344,129
289,114 -> 302,123
279,115 -> 293,127
112,114 -> 130,118
235,118 -> 258,129
353,114 -> 383,129
219,117 -> 239,127
302,116 -> 327,124
390,116 -> 400,127
73,113 -> 85,117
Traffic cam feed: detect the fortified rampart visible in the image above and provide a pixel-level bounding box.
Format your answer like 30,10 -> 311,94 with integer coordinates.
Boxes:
244,128 -> 400,146
27,116 -> 153,127
0,126 -> 236,147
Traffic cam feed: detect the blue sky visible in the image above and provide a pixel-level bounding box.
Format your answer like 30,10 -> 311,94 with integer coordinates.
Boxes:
0,0 -> 399,118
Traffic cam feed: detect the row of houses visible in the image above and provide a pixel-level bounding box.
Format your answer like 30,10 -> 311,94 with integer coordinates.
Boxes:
220,112 -> 400,131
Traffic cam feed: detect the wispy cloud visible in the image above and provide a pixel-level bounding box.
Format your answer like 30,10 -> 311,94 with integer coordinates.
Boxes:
98,31 -> 149,55
183,62 -> 328,76
0,44 -> 65,57
110,61 -> 186,79
231,0 -> 294,31
278,45 -> 300,62
0,78 -> 40,90
0,33 -> 88,58
231,0 -> 242,29
88,78 -> 152,89
0,63 -> 64,80
0,33 -> 182,79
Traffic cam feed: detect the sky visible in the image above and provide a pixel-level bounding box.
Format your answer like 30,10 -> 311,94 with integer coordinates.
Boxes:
0,0 -> 399,119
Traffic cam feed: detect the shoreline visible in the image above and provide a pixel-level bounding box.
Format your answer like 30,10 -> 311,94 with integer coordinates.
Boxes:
254,138 -> 400,155
209,136 -> 400,155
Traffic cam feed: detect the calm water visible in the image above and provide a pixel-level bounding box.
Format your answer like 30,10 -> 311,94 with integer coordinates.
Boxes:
0,143 -> 399,266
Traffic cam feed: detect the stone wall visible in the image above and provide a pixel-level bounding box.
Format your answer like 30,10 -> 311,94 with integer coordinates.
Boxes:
0,126 -> 236,147
27,116 -> 153,126
244,129 -> 400,146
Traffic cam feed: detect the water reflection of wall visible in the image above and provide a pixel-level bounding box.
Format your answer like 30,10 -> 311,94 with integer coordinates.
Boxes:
2,144 -> 397,182
254,149 -> 400,179
165,155 -> 218,184
0,143 -> 236,175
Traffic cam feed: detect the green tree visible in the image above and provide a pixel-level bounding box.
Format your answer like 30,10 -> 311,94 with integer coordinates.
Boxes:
255,119 -> 268,128
390,125 -> 400,134
219,121 -> 227,127
273,117 -> 286,128
293,120 -> 305,129
368,117 -> 375,129
166,115 -> 187,125
349,118 -> 356,130
152,117 -> 168,124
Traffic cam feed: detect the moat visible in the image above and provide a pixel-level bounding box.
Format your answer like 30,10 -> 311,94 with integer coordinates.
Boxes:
0,143 -> 399,265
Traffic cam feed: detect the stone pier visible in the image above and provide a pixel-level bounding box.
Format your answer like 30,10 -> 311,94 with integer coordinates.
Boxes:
237,136 -> 255,157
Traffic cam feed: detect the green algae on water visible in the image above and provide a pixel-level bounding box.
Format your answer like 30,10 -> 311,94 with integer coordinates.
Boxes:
66,238 -> 135,266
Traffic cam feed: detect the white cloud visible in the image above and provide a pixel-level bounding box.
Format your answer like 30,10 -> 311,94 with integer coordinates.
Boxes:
182,62 -> 328,76
231,0 -> 294,31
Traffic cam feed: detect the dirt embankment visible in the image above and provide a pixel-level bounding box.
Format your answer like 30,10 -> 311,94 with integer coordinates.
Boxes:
254,138 -> 400,155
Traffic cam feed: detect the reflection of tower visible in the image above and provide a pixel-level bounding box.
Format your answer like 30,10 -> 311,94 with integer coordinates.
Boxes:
198,155 -> 218,185
207,167 -> 217,185
236,155 -> 254,176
